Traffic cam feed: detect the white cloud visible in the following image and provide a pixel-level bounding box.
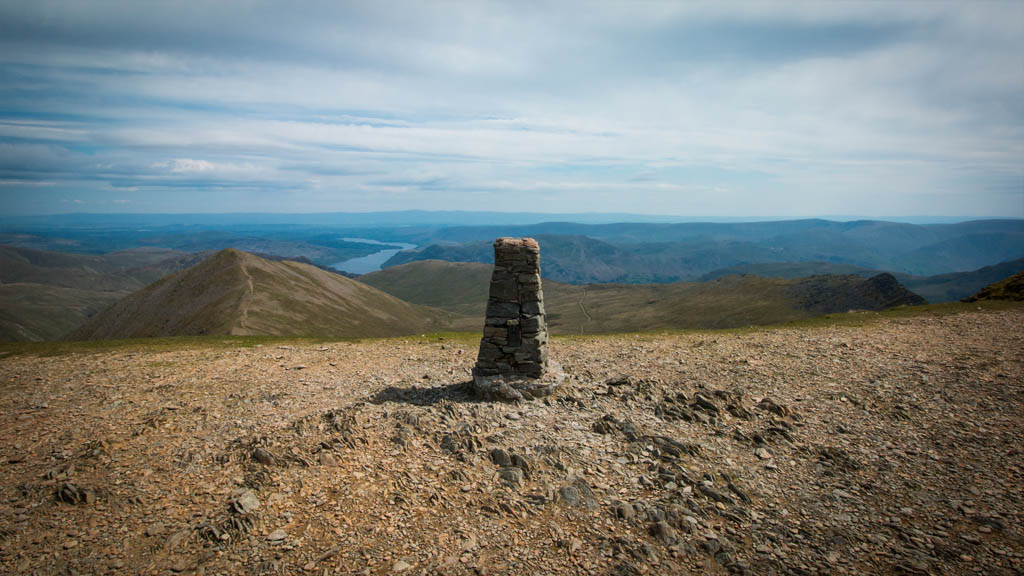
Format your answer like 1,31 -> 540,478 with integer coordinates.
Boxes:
0,179 -> 56,187
0,0 -> 1021,217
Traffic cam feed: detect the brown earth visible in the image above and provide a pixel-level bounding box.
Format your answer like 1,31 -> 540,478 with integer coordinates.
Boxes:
1,309 -> 1022,575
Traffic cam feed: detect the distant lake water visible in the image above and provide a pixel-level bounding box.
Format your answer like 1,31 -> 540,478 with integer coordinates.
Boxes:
330,238 -> 416,274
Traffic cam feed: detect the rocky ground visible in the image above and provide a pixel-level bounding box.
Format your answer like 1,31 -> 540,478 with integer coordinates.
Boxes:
1,308 -> 1022,575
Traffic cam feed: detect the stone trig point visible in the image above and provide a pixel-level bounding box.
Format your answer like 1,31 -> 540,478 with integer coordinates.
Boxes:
473,237 -> 564,400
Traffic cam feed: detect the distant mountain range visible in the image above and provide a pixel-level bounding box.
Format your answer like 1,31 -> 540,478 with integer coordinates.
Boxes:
2,215 -> 1022,342
382,219 -> 1024,280
4,242 -> 1023,342
4,218 -> 1021,279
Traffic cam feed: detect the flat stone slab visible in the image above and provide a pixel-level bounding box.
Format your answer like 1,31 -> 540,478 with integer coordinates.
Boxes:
473,361 -> 565,401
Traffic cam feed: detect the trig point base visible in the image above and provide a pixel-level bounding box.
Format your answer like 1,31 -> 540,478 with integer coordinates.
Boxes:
473,237 -> 564,400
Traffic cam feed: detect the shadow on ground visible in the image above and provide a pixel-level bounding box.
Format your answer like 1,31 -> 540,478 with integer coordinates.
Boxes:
369,380 -> 486,406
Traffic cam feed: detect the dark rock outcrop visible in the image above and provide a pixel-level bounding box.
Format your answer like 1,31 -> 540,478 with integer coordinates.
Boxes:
963,271 -> 1024,302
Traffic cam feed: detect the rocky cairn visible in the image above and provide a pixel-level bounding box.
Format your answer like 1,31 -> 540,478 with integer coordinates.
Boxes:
473,237 -> 564,400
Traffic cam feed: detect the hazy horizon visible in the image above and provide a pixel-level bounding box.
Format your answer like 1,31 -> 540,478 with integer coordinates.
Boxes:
2,209 -> 1012,227
1,1 -> 1022,218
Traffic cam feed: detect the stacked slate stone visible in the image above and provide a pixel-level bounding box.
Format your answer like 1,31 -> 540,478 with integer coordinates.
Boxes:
474,237 -> 561,399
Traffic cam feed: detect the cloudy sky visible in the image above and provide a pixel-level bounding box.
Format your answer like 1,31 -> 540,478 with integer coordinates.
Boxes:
1,1 -> 1022,218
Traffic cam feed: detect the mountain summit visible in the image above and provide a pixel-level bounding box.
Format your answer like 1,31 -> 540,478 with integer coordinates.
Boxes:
70,249 -> 454,340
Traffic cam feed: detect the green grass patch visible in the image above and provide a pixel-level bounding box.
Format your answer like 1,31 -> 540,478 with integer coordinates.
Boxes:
0,334 -> 357,359
2,300 -> 1019,359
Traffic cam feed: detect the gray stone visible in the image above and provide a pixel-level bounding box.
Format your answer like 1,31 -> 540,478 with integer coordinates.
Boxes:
252,447 -> 275,465
650,521 -> 678,545
693,394 -> 720,413
518,362 -> 543,378
232,490 -> 260,515
511,454 -> 531,476
489,280 -> 518,301
513,351 -> 534,362
490,448 -> 512,467
482,326 -> 507,339
521,315 -> 542,332
615,501 -> 635,520
698,484 -> 735,505
498,467 -> 524,485
558,486 -> 582,506
522,301 -> 544,315
486,301 -> 520,319
56,482 -> 90,505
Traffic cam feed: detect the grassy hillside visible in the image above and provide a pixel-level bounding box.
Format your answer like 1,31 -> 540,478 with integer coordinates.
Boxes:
0,245 -> 214,341
70,249 -> 462,341
699,261 -> 876,281
363,260 -> 925,334
0,244 -> 191,291
964,271 -> 1024,302
361,260 -> 493,316
0,284 -> 122,341
542,278 -> 793,333
544,274 -> 922,334
0,245 -> 466,342
900,258 -> 1024,303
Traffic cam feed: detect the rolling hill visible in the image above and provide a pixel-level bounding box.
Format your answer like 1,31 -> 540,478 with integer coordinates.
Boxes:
963,271 -> 1024,302
544,274 -> 923,333
0,244 -> 202,291
70,249 -> 462,341
362,260 -> 925,334
0,245 -> 212,341
0,284 -> 118,342
360,260 -> 493,317
897,258 -> 1024,303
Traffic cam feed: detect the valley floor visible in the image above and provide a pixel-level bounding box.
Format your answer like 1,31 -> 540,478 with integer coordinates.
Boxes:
0,310 -> 1022,575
